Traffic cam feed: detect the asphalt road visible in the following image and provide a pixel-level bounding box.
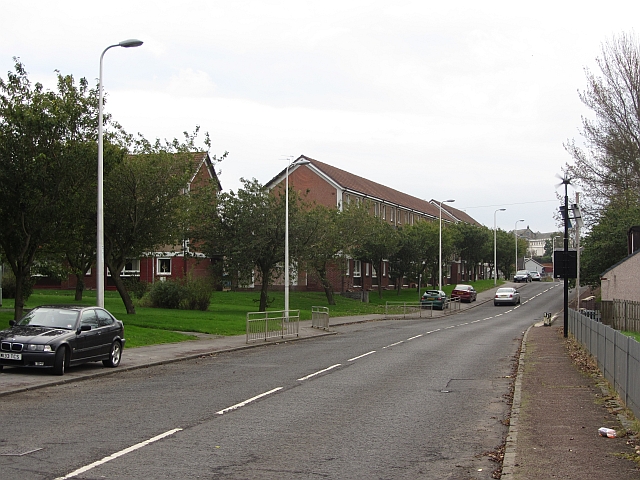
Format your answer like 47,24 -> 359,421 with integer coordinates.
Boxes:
0,282 -> 563,479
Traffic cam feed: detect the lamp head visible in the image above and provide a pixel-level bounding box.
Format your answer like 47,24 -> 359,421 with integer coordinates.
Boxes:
119,39 -> 144,48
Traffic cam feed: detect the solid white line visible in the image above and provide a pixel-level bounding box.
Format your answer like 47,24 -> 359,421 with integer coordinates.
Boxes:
406,334 -> 423,341
383,341 -> 404,348
216,387 -> 283,415
55,428 -> 183,479
348,351 -> 376,362
297,364 -> 341,381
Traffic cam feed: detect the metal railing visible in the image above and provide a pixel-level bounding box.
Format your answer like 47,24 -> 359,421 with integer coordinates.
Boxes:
311,306 -> 330,330
246,309 -> 300,343
384,298 -> 460,318
569,309 -> 639,420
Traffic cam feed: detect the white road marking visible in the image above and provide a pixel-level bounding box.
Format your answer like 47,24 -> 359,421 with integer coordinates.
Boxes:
348,351 -> 376,361
383,341 -> 404,348
55,428 -> 183,479
297,364 -> 341,381
216,387 -> 283,415
406,334 -> 423,341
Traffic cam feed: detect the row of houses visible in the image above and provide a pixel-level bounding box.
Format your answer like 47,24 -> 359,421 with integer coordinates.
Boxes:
35,153 -> 556,294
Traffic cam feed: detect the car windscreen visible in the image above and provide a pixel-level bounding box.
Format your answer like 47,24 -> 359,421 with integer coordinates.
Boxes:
18,309 -> 79,330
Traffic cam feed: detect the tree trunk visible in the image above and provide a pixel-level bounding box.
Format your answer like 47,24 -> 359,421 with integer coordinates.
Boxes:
13,269 -> 25,321
107,265 -> 136,314
259,280 -> 269,312
74,274 -> 84,301
316,266 -> 336,306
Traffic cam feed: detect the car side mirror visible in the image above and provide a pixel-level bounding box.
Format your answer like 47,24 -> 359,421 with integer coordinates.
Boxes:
79,325 -> 92,333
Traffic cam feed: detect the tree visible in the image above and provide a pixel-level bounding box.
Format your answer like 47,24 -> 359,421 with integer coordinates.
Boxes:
0,61 -> 98,319
198,179 -> 301,312
102,137 -> 202,314
451,223 -> 491,281
565,32 -> 640,222
495,229 -> 516,280
579,193 -> 640,286
352,213 -> 399,299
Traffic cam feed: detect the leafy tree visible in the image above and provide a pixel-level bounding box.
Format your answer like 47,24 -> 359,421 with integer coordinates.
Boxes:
0,61 -> 98,319
102,134 -> 205,314
352,214 -> 399,299
451,223 -> 491,281
495,229 -> 516,280
580,193 -> 640,286
198,179 -> 305,312
388,225 -> 423,295
565,32 -> 640,222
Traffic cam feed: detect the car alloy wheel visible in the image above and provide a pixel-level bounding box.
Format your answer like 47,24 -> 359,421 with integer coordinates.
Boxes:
103,341 -> 122,368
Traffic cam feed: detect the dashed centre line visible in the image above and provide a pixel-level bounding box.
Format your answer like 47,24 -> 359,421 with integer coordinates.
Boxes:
216,387 -> 283,415
298,364 -> 342,381
348,351 -> 376,362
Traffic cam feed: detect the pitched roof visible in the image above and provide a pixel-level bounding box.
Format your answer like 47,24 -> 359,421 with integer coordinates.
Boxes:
293,155 -> 478,224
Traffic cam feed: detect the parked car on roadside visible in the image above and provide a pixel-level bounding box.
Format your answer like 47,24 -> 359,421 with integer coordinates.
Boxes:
494,287 -> 521,306
451,284 -> 477,303
513,270 -> 531,283
0,305 -> 125,375
529,271 -> 541,281
420,290 -> 448,310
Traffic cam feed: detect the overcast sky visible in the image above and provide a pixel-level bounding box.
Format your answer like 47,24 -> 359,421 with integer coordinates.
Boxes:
2,1 -> 638,233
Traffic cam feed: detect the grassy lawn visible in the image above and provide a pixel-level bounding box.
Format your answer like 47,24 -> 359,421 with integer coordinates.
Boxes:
0,279 -> 502,348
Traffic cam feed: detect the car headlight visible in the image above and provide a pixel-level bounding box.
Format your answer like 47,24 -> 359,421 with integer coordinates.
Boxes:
26,344 -> 52,352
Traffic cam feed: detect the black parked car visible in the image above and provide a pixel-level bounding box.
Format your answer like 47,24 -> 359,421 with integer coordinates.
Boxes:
0,305 -> 125,375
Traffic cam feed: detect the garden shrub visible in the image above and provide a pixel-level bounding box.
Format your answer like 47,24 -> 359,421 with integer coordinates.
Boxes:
148,277 -> 212,311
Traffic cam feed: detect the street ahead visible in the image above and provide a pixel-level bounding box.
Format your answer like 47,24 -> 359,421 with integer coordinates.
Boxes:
0,282 -> 563,479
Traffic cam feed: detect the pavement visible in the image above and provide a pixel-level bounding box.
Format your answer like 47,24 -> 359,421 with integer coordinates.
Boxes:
1,283 -> 638,478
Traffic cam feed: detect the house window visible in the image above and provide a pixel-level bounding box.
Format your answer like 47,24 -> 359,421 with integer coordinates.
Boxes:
372,265 -> 378,286
345,194 -> 351,205
158,258 -> 171,275
365,263 -> 370,277
122,259 -> 140,277
382,205 -> 386,220
374,202 -> 380,217
353,260 -> 362,287
390,208 -> 394,222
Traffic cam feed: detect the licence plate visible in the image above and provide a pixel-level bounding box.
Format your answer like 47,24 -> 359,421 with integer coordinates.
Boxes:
0,352 -> 22,360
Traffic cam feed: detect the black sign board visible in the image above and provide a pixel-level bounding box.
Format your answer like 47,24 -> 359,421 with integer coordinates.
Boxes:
554,250 -> 577,279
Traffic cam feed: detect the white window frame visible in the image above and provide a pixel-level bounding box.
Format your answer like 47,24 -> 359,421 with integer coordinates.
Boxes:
157,258 -> 172,276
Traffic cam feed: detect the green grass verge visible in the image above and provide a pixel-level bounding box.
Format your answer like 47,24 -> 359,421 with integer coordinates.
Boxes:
0,279 -> 502,347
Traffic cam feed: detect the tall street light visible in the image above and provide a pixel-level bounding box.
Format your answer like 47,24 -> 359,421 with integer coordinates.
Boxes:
493,208 -> 506,285
284,157 -> 309,319
439,199 -> 455,291
97,39 -> 143,308
551,235 -> 560,281
514,219 -> 524,274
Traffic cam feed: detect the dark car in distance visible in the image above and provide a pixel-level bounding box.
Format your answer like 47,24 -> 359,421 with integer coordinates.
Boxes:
0,305 -> 125,375
451,284 -> 477,303
513,270 -> 532,283
421,290 -> 448,310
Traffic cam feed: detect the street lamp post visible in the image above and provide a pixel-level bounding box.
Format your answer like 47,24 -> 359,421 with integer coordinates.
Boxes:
551,235 -> 560,282
439,199 -> 455,291
493,208 -> 506,285
514,219 -> 524,274
284,158 -> 309,319
97,39 -> 143,308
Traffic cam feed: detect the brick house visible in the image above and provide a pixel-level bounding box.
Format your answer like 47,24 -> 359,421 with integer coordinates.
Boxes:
36,152 -> 220,291
264,155 -> 478,293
